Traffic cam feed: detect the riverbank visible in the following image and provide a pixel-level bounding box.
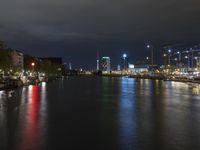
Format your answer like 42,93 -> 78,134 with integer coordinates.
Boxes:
1,74 -> 200,91
97,74 -> 200,84
0,75 -> 67,91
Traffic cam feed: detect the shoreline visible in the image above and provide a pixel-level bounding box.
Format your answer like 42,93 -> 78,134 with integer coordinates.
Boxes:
1,75 -> 200,91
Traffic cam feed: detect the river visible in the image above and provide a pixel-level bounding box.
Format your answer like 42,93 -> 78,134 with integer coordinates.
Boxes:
0,77 -> 200,150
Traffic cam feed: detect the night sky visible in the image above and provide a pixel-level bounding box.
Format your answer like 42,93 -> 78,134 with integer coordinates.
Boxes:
0,0 -> 200,69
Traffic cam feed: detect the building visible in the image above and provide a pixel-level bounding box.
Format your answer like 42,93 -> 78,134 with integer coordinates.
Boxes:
96,51 -> 100,70
11,50 -> 24,70
128,64 -> 148,74
101,57 -> 111,73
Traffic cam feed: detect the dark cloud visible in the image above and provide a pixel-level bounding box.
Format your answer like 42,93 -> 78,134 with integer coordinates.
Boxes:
0,0 -> 200,68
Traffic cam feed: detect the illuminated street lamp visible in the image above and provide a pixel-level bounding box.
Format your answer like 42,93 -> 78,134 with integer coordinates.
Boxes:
184,56 -> 189,72
163,53 -> 167,69
168,49 -> 171,66
123,53 -> 127,59
194,57 -> 198,68
176,51 -> 181,61
147,44 -> 153,67
31,62 -> 35,72
122,53 -> 127,70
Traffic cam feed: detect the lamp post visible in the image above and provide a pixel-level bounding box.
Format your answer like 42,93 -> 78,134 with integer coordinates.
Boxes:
163,53 -> 167,69
184,56 -> 189,72
123,53 -> 127,70
146,56 -> 149,65
31,62 -> 35,72
147,45 -> 153,69
194,57 -> 198,70
176,51 -> 181,62
176,51 -> 181,69
168,49 -> 171,66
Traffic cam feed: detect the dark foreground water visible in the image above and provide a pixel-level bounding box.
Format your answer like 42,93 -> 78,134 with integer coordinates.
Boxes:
1,77 -> 200,150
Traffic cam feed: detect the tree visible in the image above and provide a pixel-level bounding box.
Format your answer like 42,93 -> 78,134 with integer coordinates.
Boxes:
0,50 -> 12,71
38,60 -> 59,75
0,40 -> 6,49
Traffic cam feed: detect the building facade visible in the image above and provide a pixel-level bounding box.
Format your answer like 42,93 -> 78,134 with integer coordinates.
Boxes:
128,64 -> 148,74
11,50 -> 24,70
101,57 -> 111,73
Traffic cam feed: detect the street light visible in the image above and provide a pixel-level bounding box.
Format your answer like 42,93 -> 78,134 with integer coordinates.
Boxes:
31,62 -> 35,66
31,62 -> 35,72
168,49 -> 171,66
147,45 -> 153,68
122,53 -> 127,70
184,56 -> 189,72
163,53 -> 167,69
176,51 -> 181,61
194,57 -> 198,68
123,54 -> 127,59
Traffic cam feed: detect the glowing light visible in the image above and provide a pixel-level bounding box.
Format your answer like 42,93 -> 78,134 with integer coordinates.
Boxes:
128,64 -> 134,69
123,54 -> 127,58
31,62 -> 35,66
102,57 -> 110,59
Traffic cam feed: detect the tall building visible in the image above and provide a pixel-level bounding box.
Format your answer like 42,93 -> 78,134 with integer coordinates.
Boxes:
96,51 -> 100,70
69,62 -> 72,70
117,65 -> 121,71
101,57 -> 111,72
97,59 -> 99,70
197,52 -> 200,71
11,50 -> 24,70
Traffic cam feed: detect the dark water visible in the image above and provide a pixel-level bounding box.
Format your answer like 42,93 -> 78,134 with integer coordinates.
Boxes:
1,77 -> 200,150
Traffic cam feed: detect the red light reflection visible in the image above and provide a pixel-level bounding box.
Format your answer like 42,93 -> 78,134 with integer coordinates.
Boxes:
18,85 -> 40,150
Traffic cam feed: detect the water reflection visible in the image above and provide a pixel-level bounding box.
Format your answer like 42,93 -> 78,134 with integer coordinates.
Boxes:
12,83 -> 48,150
118,78 -> 137,150
191,84 -> 200,95
1,78 -> 200,150
17,85 -> 40,150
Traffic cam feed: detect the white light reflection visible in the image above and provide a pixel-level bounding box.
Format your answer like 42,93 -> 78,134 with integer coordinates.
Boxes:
21,87 -> 27,104
192,84 -> 200,95
0,91 -> 4,100
118,78 -> 137,149
0,90 -> 7,149
39,81 -> 48,145
28,85 -> 33,103
41,82 -> 47,106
